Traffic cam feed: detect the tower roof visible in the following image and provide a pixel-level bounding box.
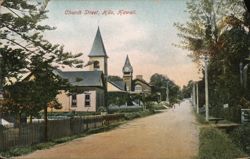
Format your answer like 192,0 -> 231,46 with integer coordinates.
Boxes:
88,27 -> 108,57
123,55 -> 133,73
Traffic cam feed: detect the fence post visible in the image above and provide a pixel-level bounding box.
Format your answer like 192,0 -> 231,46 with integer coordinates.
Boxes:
86,118 -> 88,130
0,126 -> 3,151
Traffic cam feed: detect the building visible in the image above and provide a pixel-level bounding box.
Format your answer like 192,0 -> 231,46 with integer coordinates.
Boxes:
53,70 -> 105,112
54,27 -> 108,112
132,75 -> 152,96
87,27 -> 108,77
122,55 -> 133,92
122,55 -> 152,96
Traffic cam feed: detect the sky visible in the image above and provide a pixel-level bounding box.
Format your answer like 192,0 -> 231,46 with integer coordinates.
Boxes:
42,0 -> 201,87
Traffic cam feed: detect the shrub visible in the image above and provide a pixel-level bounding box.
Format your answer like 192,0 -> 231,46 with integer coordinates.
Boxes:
199,127 -> 243,159
124,110 -> 153,120
107,105 -> 143,113
230,123 -> 250,154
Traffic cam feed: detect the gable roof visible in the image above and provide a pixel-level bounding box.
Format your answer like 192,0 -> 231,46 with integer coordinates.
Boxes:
133,78 -> 151,87
54,70 -> 104,87
88,27 -> 108,57
122,55 -> 133,73
108,80 -> 126,91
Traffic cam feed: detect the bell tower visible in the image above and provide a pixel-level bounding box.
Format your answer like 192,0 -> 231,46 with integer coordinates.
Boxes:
123,55 -> 133,91
88,27 -> 108,76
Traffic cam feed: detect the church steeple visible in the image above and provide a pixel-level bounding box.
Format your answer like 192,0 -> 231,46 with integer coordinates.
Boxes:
123,55 -> 133,73
88,27 -> 108,76
123,55 -> 133,91
89,27 -> 108,57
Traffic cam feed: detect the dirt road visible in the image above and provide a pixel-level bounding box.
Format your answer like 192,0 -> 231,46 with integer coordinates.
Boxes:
20,99 -> 199,159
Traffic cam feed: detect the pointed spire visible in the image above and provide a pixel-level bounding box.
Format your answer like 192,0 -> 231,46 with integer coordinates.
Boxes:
123,55 -> 133,73
89,27 -> 108,57
125,55 -> 132,67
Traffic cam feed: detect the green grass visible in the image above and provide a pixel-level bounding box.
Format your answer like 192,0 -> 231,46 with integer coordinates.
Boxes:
195,113 -> 209,125
193,109 -> 247,159
198,127 -> 245,159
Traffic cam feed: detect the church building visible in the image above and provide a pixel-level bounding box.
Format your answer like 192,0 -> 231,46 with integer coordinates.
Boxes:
52,27 -> 108,112
54,26 -> 152,112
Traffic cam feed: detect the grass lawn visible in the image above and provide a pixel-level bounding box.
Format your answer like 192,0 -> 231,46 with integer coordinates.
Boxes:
194,111 -> 246,159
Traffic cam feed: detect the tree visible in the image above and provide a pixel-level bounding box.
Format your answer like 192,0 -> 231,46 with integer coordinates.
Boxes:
174,0 -> 244,63
107,75 -> 123,82
175,0 -> 249,122
0,0 -> 83,84
1,0 -> 83,140
150,73 -> 168,88
150,73 -> 181,104
182,80 -> 193,98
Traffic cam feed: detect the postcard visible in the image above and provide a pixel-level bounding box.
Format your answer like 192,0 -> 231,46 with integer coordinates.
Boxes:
0,0 -> 250,158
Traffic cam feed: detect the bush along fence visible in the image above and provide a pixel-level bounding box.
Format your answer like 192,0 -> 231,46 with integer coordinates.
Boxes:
0,113 -> 124,151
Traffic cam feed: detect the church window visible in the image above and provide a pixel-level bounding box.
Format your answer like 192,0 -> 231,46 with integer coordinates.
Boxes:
71,94 -> 77,107
85,94 -> 91,107
94,61 -> 100,69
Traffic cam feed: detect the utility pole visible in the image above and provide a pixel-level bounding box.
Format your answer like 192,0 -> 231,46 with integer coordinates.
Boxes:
240,62 -> 243,86
0,53 -> 3,125
192,82 -> 196,106
166,81 -> 169,104
204,56 -> 209,121
196,82 -> 199,114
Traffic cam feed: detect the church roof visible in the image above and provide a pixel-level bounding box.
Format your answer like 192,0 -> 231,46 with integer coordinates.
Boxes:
123,55 -> 133,73
109,80 -> 126,91
88,27 -> 108,57
53,69 -> 104,87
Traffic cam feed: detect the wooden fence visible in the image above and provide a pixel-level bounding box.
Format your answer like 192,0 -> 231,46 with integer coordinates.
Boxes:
0,113 -> 124,151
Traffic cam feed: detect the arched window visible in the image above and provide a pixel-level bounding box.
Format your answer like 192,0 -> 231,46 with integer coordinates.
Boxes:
93,61 -> 100,69
135,84 -> 142,93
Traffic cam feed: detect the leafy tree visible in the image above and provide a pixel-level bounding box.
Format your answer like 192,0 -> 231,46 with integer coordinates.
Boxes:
208,25 -> 249,121
0,0 -> 83,140
182,80 -> 193,98
150,73 -> 181,104
150,73 -> 168,88
0,0 -> 83,84
174,0 -> 244,63
175,0 -> 249,122
107,75 -> 123,82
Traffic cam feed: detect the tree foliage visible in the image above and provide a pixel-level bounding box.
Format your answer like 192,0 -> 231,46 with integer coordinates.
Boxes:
107,75 -> 123,82
0,0 -> 83,84
150,73 -> 181,103
0,0 -> 83,111
174,0 -> 244,64
182,80 -> 193,98
0,0 -> 84,139
175,0 -> 250,122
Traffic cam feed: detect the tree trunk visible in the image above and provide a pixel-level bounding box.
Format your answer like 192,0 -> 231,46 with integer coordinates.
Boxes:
44,106 -> 48,141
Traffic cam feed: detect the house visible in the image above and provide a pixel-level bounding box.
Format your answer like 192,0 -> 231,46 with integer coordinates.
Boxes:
132,75 -> 152,96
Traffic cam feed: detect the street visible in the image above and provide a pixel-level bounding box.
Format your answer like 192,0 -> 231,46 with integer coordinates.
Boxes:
20,99 -> 199,159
